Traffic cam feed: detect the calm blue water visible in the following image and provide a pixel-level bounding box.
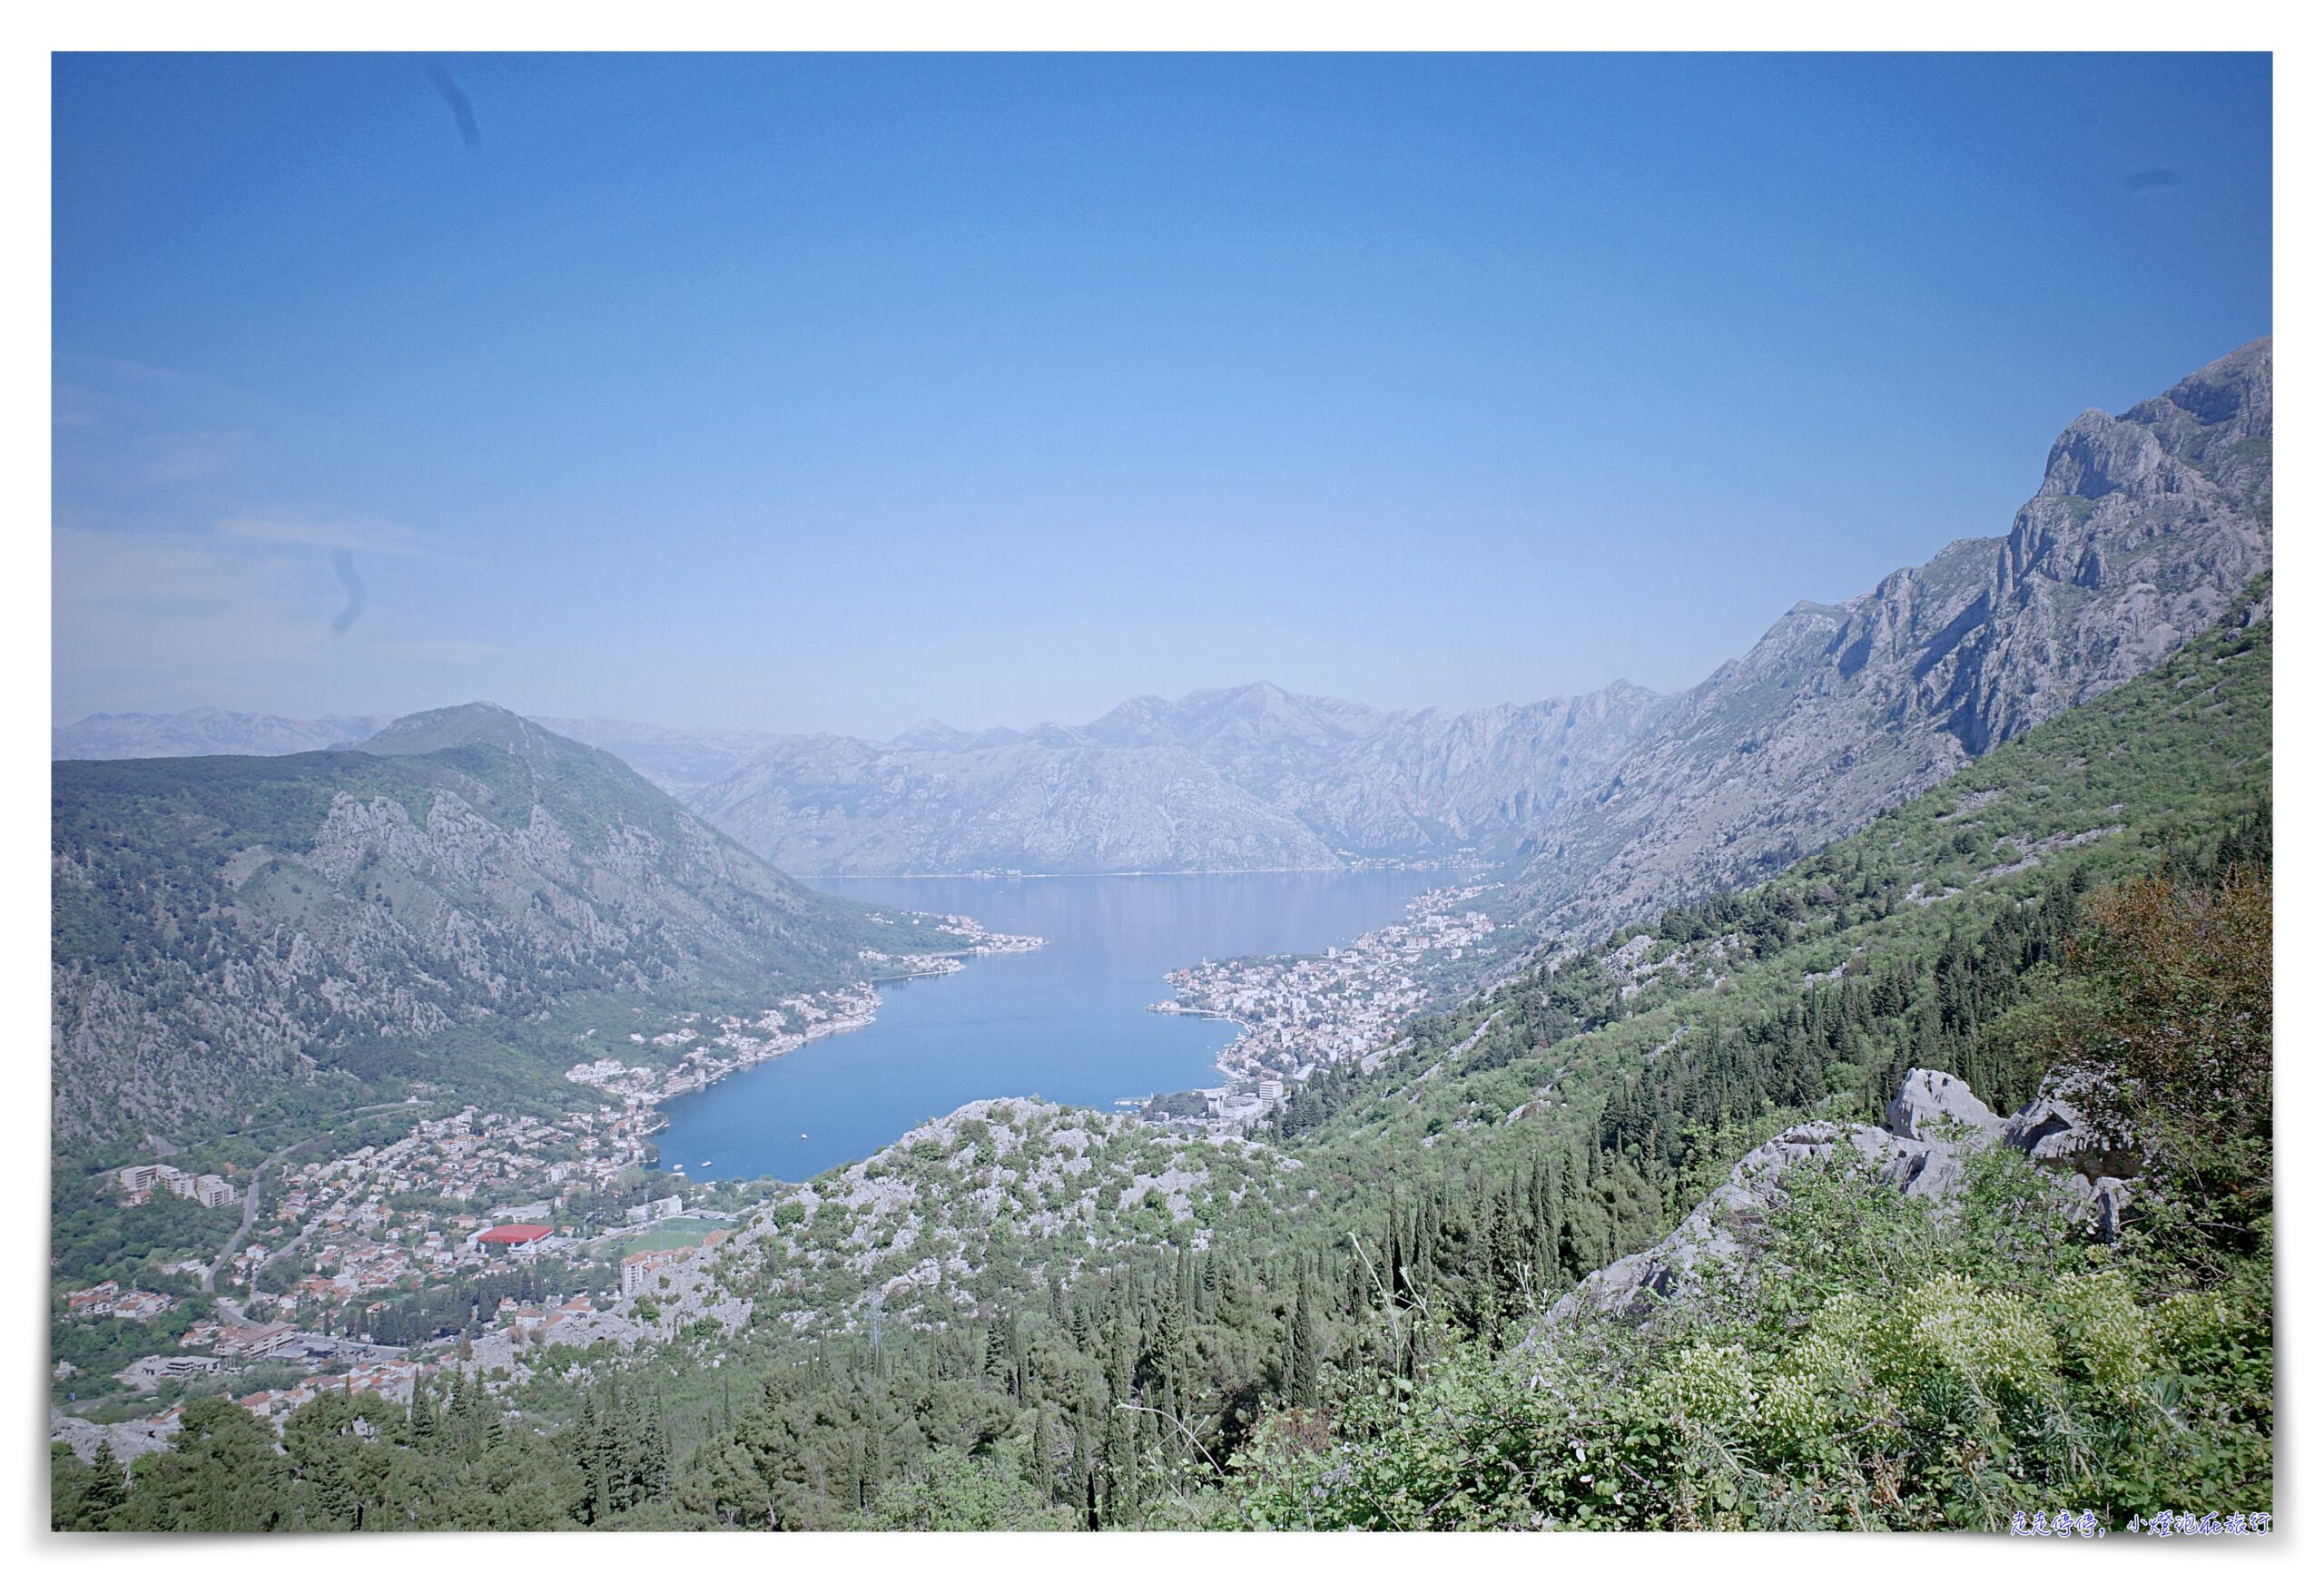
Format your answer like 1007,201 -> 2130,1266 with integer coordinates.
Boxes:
652,870 -> 1437,1185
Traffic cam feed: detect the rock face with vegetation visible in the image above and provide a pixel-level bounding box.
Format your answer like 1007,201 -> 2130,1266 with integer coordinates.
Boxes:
605,1099 -> 1287,1347
1540,1064 -> 2122,1332
51,704 -> 914,1149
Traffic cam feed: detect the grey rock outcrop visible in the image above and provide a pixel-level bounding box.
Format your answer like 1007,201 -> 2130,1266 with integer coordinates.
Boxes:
49,1403 -> 175,1467
1537,1067 -> 2139,1337
1540,1112 -> 1975,1331
1886,1067 -> 2004,1143
2002,1066 -> 2142,1239
2002,1066 -> 2142,1181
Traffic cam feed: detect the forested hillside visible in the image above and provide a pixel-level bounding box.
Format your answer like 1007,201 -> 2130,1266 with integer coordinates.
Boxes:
50,705 -> 936,1151
58,593 -> 2270,1531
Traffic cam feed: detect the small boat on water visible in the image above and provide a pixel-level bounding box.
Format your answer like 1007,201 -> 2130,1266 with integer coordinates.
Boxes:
699,1160 -> 711,1167
800,1132 -> 808,1139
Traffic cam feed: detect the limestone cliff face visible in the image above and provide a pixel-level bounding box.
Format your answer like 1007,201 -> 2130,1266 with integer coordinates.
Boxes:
1507,338 -> 2272,940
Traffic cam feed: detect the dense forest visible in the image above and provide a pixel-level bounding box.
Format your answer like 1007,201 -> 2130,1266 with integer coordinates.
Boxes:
53,607 -> 2274,1531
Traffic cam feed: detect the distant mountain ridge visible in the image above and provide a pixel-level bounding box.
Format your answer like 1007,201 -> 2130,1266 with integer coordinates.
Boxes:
681,678 -> 1675,876
668,339 -> 2273,900
64,341 -> 2272,919
50,704 -> 908,1149
53,708 -> 389,761
529,717 -> 783,795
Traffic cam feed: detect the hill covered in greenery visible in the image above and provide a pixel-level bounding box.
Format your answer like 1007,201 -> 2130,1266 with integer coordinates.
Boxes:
51,704 -> 949,1153
56,593 -> 2270,1531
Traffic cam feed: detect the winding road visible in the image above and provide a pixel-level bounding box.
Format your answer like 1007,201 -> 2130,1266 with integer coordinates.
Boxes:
202,1100 -> 423,1306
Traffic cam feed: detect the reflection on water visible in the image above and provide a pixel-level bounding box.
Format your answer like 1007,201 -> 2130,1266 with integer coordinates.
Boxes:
652,870 -> 1438,1184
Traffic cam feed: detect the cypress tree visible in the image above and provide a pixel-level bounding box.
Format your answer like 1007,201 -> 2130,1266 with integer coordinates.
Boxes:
1287,1262 -> 1322,1408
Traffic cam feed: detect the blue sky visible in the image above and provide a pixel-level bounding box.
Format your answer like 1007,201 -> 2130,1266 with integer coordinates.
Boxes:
53,52 -> 2271,737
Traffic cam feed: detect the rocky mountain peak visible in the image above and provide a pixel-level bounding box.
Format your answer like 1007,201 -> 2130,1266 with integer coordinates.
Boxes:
2038,407 -> 2167,500
2134,334 -> 2272,440
1509,339 -> 2271,941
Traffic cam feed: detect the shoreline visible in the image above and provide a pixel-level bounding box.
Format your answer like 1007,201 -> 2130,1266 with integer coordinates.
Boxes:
644,874 -> 1459,1175
646,939 -> 1042,1106
1149,879 -> 1506,1106
801,862 -> 1458,881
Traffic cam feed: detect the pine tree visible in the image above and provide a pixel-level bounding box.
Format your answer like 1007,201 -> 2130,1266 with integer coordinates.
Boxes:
70,1443 -> 127,1530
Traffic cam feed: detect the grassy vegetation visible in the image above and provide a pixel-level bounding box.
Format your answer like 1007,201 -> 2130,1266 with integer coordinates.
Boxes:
615,1218 -> 727,1255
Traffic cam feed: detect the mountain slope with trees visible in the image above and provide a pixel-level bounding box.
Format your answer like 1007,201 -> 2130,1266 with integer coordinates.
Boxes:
58,595 -> 2267,1530
51,705 -> 931,1151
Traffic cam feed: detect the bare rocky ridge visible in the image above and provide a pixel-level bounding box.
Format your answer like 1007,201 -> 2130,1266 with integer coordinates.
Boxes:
1506,337 -> 2272,940
635,341 -> 2273,900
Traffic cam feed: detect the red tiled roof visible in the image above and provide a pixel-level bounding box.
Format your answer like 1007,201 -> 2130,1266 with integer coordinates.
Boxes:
477,1223 -> 555,1245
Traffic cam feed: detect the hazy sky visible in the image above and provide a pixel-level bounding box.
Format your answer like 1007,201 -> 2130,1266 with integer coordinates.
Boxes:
53,52 -> 2271,738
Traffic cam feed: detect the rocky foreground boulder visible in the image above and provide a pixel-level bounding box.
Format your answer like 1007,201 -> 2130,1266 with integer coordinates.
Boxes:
1537,1067 -> 2137,1335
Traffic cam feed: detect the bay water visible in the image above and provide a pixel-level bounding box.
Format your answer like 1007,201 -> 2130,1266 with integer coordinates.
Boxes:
650,870 -> 1437,1184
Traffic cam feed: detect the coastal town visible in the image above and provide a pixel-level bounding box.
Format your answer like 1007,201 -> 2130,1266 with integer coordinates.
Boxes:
54,879 -> 1515,1462
53,926 -> 1043,1457
1149,881 -> 1502,1126
58,889 -> 1494,1460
